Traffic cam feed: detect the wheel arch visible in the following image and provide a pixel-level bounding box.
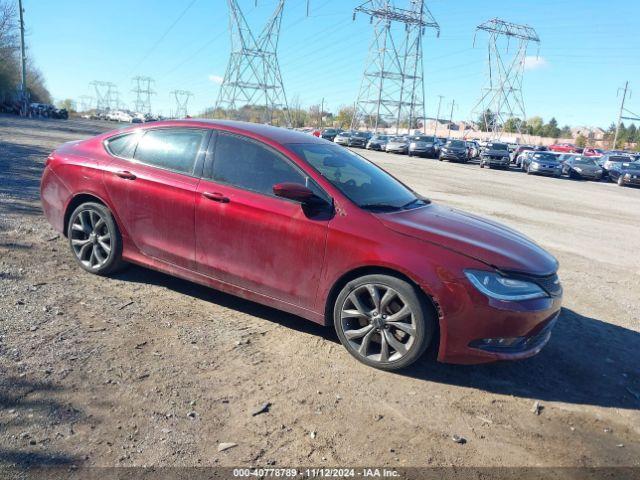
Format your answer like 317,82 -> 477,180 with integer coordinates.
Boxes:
324,265 -> 442,348
62,192 -> 111,237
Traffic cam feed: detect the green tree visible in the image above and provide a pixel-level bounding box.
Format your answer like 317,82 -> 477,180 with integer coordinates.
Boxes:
560,125 -> 572,137
575,134 -> 587,148
526,116 -> 544,136
476,109 -> 498,132
543,117 -> 561,138
56,98 -> 75,112
503,117 -> 523,133
335,105 -> 355,129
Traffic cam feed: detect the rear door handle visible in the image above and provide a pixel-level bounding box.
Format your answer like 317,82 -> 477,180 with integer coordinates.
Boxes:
115,170 -> 136,180
202,192 -> 230,203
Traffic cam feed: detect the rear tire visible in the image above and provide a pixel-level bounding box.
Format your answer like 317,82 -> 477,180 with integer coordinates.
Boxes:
67,202 -> 127,275
333,274 -> 435,371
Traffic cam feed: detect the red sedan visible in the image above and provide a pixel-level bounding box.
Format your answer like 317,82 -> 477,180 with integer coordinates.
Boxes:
41,120 -> 562,370
548,143 -> 580,153
582,148 -> 604,157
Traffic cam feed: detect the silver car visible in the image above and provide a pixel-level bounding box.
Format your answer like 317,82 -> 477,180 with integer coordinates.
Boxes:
385,136 -> 409,154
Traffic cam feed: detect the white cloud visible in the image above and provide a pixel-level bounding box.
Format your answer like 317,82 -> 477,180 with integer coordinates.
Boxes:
523,56 -> 548,71
208,74 -> 224,84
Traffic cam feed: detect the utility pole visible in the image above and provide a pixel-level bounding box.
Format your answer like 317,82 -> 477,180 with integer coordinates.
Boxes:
447,99 -> 456,138
613,81 -> 629,149
18,0 -> 27,116
433,95 -> 443,137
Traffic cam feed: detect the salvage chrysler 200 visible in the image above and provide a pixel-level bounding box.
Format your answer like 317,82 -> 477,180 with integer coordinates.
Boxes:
41,120 -> 562,370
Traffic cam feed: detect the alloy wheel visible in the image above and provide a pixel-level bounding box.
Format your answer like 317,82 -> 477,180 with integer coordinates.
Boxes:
340,284 -> 416,363
70,209 -> 112,269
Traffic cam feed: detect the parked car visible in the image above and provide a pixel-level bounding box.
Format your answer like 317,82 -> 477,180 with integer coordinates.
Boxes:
321,128 -> 340,142
334,131 -> 352,146
548,143 -> 579,153
614,162 -> 640,187
439,139 -> 470,163
348,131 -> 372,148
601,153 -> 637,180
366,134 -> 391,151
408,135 -> 439,158
385,136 -> 409,154
466,141 -> 480,159
561,156 -> 604,181
514,146 -> 548,168
479,142 -> 511,169
40,119 -> 562,370
522,151 -> 562,177
582,148 -> 604,157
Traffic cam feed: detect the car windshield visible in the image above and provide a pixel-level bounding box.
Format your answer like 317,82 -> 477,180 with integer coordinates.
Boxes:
608,155 -> 632,162
337,132 -> 350,137
447,140 -> 466,148
532,153 -> 558,161
389,136 -> 406,142
353,132 -> 368,137
573,157 -> 598,165
487,143 -> 508,151
373,135 -> 390,140
413,136 -> 434,142
621,162 -> 640,170
323,129 -> 337,134
287,143 -> 422,211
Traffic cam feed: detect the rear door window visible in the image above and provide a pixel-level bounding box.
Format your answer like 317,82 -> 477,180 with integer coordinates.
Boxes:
134,128 -> 207,174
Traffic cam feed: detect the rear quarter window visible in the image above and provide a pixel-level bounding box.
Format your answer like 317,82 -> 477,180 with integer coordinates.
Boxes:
105,133 -> 139,158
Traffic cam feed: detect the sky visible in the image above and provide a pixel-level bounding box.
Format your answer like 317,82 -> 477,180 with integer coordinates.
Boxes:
23,0 -> 640,127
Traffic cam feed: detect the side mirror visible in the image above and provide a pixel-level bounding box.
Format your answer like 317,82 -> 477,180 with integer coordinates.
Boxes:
273,182 -> 315,203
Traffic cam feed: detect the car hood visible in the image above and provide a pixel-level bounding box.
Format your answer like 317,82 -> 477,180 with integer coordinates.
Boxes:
375,204 -> 558,276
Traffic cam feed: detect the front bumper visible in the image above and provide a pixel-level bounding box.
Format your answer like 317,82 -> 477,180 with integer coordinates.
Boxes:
441,152 -> 468,161
410,146 -> 436,156
575,170 -> 602,180
386,145 -> 407,153
349,140 -> 367,148
530,164 -> 561,176
433,276 -> 563,365
482,157 -> 510,167
334,139 -> 349,146
621,175 -> 640,185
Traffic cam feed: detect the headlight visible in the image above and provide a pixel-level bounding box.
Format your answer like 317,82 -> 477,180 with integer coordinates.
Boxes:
531,162 -> 539,168
465,270 -> 547,301
574,167 -> 582,172
410,142 -> 417,148
624,173 -> 631,178
425,143 -> 433,147
503,156 -> 509,160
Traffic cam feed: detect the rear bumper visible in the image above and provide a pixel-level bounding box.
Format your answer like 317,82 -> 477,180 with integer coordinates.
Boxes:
40,166 -> 71,234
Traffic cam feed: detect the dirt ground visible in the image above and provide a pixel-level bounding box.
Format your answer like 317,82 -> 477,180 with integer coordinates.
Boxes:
0,115 -> 639,471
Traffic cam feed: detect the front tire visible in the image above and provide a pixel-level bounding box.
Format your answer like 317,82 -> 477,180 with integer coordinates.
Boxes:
618,176 -> 625,187
333,274 -> 435,371
67,202 -> 126,275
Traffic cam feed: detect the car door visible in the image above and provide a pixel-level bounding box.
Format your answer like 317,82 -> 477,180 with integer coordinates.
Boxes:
195,131 -> 330,310
102,127 -> 209,270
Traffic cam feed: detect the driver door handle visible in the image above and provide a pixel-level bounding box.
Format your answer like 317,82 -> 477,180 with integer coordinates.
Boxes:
115,170 -> 136,180
202,192 -> 230,203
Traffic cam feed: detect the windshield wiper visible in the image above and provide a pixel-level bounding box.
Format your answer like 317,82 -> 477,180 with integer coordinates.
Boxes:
401,197 -> 431,209
359,203 -> 402,212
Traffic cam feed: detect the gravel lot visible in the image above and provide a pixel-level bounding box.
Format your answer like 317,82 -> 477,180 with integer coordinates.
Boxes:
0,115 -> 639,471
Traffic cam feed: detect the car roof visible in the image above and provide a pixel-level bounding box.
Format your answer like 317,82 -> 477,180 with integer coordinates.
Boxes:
130,119 -> 328,146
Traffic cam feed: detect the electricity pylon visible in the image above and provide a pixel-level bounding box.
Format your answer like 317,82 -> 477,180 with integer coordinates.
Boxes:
90,81 -> 117,113
171,90 -> 194,118
351,0 -> 439,133
215,0 -> 290,126
132,76 -> 155,114
471,18 -> 540,138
